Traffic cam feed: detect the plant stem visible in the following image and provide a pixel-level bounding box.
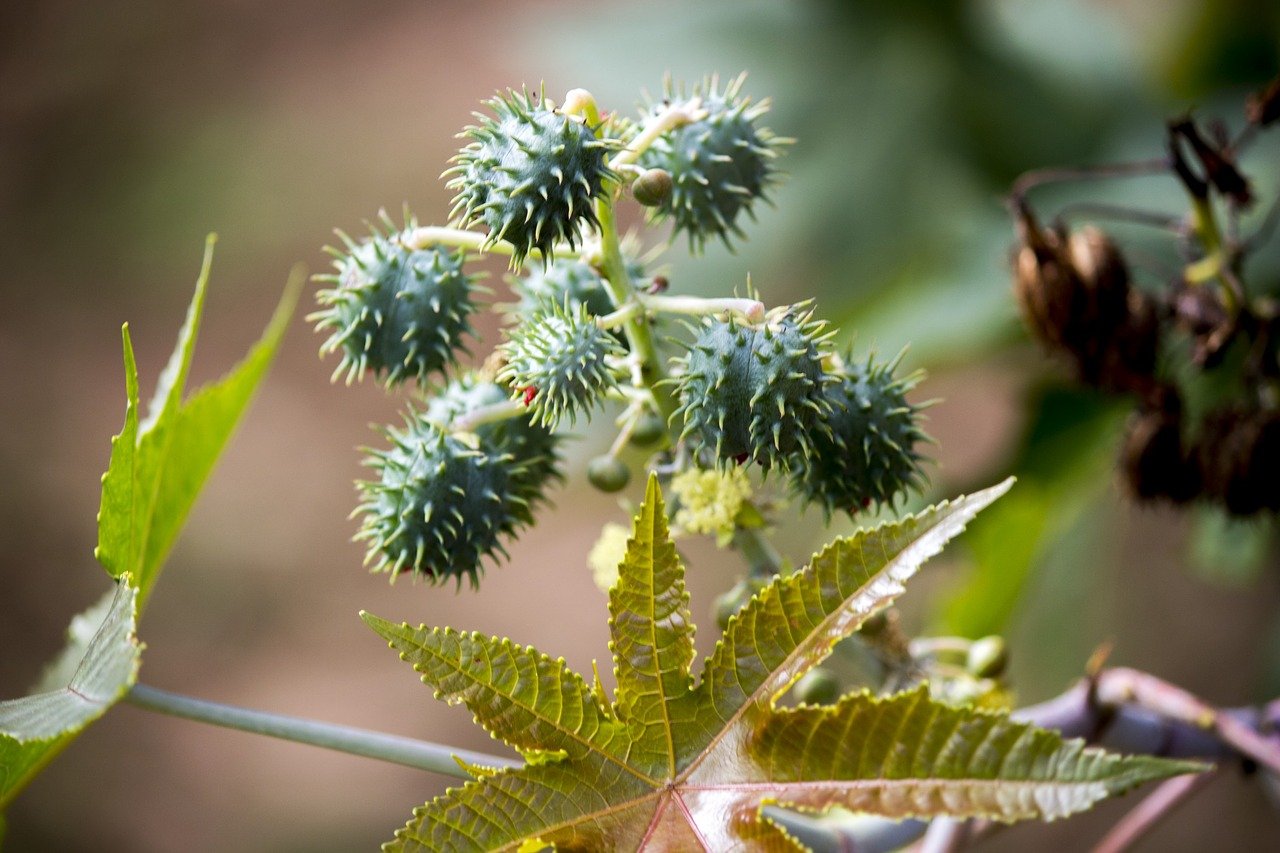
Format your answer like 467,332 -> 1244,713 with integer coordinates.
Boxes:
1092,770 -> 1216,853
640,293 -> 765,322
1009,158 -> 1170,203
125,683 -> 518,778
731,522 -> 785,580
402,226 -> 581,262
611,100 -> 702,170
451,399 -> 526,433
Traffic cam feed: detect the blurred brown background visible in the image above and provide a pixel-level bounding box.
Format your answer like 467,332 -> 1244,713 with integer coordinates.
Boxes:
2,1 -> 1279,850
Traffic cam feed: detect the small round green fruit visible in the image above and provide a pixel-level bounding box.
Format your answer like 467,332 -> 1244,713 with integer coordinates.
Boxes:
628,411 -> 668,447
632,168 -> 673,207
587,456 -> 631,493
793,668 -> 841,705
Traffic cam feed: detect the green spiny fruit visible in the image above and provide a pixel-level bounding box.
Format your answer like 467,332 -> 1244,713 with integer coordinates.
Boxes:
497,298 -> 624,429
312,216 -> 478,386
356,410 -> 533,587
446,89 -> 616,268
509,258 -> 619,318
790,351 -> 929,516
673,306 -> 832,468
638,73 -> 789,252
423,374 -> 562,507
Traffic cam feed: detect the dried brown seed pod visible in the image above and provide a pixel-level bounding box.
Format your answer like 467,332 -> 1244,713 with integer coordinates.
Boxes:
1197,407 -> 1280,515
1013,213 -> 1151,390
1120,388 -> 1199,504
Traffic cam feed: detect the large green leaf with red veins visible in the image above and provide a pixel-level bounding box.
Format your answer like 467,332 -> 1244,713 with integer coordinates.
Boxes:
364,475 -> 1199,852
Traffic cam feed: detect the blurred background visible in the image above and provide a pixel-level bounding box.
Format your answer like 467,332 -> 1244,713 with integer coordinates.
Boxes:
2,0 -> 1279,850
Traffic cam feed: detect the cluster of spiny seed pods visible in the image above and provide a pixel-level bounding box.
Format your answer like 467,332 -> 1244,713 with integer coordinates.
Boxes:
1011,76 -> 1280,515
311,76 -> 930,586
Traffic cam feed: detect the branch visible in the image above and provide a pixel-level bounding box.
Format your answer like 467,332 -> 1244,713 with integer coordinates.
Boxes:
125,683 -> 520,778
1092,770 -> 1218,853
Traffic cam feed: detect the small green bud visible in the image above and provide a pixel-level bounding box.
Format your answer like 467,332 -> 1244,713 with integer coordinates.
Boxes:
587,455 -> 631,493
631,168 -> 673,207
714,579 -> 760,630
966,635 -> 1009,679
793,668 -> 841,705
628,410 -> 667,447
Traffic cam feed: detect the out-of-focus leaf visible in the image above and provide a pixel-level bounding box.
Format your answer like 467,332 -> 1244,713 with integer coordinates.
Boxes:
95,237 -> 301,610
936,384 -> 1124,638
0,580 -> 141,810
1189,505 -> 1273,587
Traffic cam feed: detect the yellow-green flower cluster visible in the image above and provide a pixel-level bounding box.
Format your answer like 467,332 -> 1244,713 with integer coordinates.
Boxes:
670,466 -> 752,541
588,523 -> 631,592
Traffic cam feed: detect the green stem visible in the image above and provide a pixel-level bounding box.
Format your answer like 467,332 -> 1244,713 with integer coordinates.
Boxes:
1186,195 -> 1241,317
125,683 -> 517,778
611,100 -> 702,170
560,92 -> 680,426
731,521 -> 785,580
451,399 -> 526,433
403,226 -> 581,262
641,293 -> 765,322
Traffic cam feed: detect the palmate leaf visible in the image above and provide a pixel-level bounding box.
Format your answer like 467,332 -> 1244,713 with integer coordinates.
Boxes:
1,242 -> 300,811
365,475 -> 1200,851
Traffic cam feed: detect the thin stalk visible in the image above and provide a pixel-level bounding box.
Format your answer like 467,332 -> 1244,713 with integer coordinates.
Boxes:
640,293 -> 765,322
1186,195 -> 1242,317
125,683 -> 518,778
450,399 -> 526,433
731,521 -> 785,580
402,226 -> 582,262
1010,158 -> 1170,203
1093,770 -> 1217,853
611,100 -> 702,170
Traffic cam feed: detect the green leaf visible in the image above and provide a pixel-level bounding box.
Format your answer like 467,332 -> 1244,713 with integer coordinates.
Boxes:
0,580 -> 141,810
2,242 -> 299,812
366,476 -> 1198,851
606,475 -> 694,777
95,237 -> 302,609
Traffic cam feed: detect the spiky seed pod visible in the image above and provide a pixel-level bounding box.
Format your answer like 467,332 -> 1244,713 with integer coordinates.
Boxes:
446,89 -> 616,268
423,374 -> 562,507
509,258 -> 619,318
637,73 -> 788,252
586,455 -> 630,493
312,219 -> 478,386
673,307 -> 833,468
355,412 -> 533,587
789,352 -> 929,516
497,299 -> 624,429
